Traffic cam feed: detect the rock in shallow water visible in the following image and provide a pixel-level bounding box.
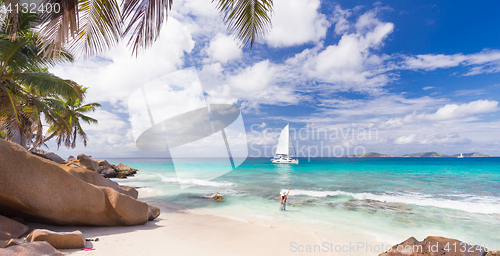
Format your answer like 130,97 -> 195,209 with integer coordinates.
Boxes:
343,199 -> 411,213
26,229 -> 86,249
201,193 -> 224,201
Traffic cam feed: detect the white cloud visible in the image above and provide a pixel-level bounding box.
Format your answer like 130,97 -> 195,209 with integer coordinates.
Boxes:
407,100 -> 499,121
206,33 -> 241,63
403,50 -> 500,75
405,54 -> 467,70
44,3 -> 500,158
286,7 -> 394,92
52,18 -> 195,108
205,60 -> 301,111
332,5 -> 352,35
394,134 -> 416,144
265,0 -> 329,47
423,86 -> 434,90
44,109 -> 138,158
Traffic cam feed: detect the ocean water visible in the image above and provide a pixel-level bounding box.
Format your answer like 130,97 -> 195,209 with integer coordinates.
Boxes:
114,157 -> 500,249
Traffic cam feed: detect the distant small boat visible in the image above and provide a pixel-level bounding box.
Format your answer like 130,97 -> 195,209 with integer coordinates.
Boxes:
457,153 -> 464,158
272,124 -> 298,164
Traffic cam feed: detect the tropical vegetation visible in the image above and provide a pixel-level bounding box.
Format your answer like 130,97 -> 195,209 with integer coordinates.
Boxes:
0,0 -> 273,150
0,12 -> 99,149
4,0 -> 274,57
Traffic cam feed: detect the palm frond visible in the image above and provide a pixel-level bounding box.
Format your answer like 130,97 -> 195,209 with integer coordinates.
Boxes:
122,0 -> 172,56
2,0 -> 20,39
14,72 -> 82,100
79,114 -> 98,124
214,0 -> 273,49
76,102 -> 101,112
37,0 -> 79,58
71,0 -> 122,56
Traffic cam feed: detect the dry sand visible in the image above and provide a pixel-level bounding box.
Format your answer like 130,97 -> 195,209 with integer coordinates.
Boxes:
27,201 -> 381,256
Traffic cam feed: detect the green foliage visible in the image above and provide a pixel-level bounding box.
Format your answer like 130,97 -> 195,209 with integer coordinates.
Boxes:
4,0 -> 273,57
0,12 -> 99,149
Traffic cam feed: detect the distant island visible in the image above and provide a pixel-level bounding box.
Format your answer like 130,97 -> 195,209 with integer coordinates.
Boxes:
402,151 -> 448,157
345,152 -> 392,157
342,151 -> 493,158
402,151 -> 492,157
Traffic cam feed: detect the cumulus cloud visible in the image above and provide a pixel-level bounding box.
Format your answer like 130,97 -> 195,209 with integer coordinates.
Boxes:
204,60 -> 301,111
394,134 -> 416,144
44,109 -> 138,158
265,0 -> 329,47
406,100 -> 499,121
51,18 -> 195,108
332,5 -> 352,35
286,7 -> 394,92
45,2 -> 500,158
206,33 -> 241,63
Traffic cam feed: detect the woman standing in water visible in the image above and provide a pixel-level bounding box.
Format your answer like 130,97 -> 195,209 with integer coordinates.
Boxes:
280,188 -> 291,211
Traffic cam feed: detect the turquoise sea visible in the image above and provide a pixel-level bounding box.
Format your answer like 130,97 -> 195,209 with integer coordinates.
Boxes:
114,157 -> 500,249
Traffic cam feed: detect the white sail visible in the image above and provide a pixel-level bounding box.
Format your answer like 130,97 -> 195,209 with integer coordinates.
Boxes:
275,124 -> 289,156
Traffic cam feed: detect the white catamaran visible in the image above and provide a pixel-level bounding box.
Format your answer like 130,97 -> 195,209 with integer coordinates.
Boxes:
272,124 -> 298,164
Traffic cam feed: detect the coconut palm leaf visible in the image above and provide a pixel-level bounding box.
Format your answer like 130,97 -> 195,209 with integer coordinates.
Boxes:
122,0 -> 172,56
14,72 -> 82,100
37,0 -> 79,57
71,0 -> 122,56
23,0 -> 273,57
214,0 -> 273,49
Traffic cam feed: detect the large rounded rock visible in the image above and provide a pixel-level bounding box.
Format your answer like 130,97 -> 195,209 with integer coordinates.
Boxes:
26,229 -> 86,249
0,139 -> 159,226
97,159 -> 113,168
0,215 -> 29,240
99,167 -> 117,178
379,236 -> 487,256
76,153 -> 99,172
0,241 -> 63,256
148,206 -> 161,221
29,149 -> 65,164
116,163 -> 131,171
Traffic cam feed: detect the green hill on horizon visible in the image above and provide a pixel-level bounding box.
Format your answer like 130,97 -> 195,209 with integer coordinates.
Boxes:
344,152 -> 392,157
402,151 -> 448,157
356,152 -> 392,157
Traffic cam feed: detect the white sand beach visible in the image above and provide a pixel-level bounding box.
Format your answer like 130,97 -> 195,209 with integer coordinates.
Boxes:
27,201 -> 379,256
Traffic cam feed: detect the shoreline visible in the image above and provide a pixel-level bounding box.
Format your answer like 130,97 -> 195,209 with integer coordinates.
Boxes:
26,198 -> 383,256
29,201 -> 324,256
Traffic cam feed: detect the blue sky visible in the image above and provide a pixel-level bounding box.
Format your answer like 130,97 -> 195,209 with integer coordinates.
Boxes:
48,0 -> 500,158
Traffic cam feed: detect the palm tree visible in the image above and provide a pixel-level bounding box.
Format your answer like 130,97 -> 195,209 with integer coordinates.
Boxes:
0,12 -> 84,148
38,87 -> 101,149
3,0 -> 274,57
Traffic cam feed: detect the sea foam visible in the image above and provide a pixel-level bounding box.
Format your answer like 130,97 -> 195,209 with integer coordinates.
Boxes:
288,189 -> 500,214
159,175 -> 234,187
